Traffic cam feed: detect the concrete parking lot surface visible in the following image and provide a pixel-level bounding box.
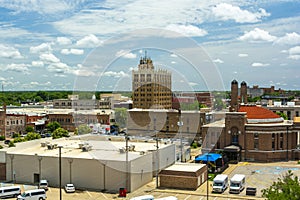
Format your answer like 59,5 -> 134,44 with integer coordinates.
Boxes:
2,161 -> 300,199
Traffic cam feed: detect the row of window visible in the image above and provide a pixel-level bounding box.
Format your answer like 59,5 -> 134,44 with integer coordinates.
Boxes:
6,119 -> 24,125
254,133 -> 285,150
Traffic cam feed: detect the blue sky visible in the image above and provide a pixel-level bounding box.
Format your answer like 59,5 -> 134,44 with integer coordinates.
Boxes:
0,0 -> 300,92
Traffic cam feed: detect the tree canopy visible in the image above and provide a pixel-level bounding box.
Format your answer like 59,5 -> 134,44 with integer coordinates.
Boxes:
261,170 -> 300,200
114,108 -> 128,128
46,122 -> 61,133
52,127 -> 69,139
77,124 -> 92,135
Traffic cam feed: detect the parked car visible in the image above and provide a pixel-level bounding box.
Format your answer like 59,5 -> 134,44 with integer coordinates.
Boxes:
45,133 -> 51,137
39,180 -> 48,191
0,185 -> 21,198
4,140 -> 10,144
17,189 -> 46,200
64,183 -> 75,193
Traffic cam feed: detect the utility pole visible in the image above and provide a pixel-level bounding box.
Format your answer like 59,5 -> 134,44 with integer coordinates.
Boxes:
58,146 -> 62,200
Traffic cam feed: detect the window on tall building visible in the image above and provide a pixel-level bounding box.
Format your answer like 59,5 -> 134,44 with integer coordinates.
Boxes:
254,139 -> 259,150
147,74 -> 151,82
296,111 -> 299,117
287,111 -> 291,120
272,141 -> 275,150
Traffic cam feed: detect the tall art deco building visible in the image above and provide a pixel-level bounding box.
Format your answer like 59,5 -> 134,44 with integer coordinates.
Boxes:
132,53 -> 172,109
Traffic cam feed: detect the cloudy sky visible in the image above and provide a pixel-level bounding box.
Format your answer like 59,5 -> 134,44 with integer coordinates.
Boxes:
0,0 -> 300,92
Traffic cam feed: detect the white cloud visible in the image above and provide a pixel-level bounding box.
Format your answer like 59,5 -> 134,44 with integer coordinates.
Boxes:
39,53 -> 60,63
56,37 -> 72,45
30,82 -> 39,85
76,34 -> 101,48
73,69 -> 96,77
275,32 -> 300,45
238,53 -> 248,57
102,71 -> 129,78
170,54 -> 178,58
0,0 -> 76,15
288,46 -> 300,60
31,61 -> 44,67
251,62 -> 270,67
213,58 -> 224,63
52,1 -> 212,36
0,44 -> 23,59
165,24 -> 207,37
212,3 -> 270,23
288,46 -> 300,55
61,48 -> 84,55
239,28 -> 277,42
3,63 -> 29,73
30,43 -> 52,54
115,50 -> 136,59
171,61 -> 176,64
288,55 -> 300,60
47,62 -> 72,74
188,82 -> 198,87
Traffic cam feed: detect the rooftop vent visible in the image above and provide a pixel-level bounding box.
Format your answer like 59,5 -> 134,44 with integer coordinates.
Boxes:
82,145 -> 92,152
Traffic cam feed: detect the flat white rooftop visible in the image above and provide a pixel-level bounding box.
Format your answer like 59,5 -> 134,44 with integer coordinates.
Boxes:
3,134 -> 173,162
163,163 -> 206,172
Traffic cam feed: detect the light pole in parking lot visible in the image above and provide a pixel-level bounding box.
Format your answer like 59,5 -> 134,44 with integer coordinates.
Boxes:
206,153 -> 211,200
58,146 -> 63,200
35,154 -> 43,182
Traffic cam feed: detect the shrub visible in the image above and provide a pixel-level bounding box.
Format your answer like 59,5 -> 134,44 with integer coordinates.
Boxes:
8,141 -> 15,147
0,136 -> 5,141
12,133 -> 20,138
13,137 -> 26,143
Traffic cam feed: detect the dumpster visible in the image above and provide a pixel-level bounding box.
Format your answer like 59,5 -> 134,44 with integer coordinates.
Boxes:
119,188 -> 126,197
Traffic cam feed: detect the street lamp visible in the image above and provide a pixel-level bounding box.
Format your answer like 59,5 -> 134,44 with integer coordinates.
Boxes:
68,158 -> 73,183
206,153 -> 211,200
177,120 -> 183,162
35,154 -> 42,182
58,146 -> 63,200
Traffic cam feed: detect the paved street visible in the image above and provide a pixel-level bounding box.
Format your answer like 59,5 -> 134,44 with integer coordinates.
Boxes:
2,161 -> 300,200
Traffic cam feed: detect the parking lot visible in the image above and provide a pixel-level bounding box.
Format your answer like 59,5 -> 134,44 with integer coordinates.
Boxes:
2,161 -> 300,199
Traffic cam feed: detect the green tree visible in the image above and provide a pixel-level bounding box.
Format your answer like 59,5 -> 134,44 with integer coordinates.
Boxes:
26,126 -> 34,133
25,132 -> 41,141
77,124 -> 92,135
262,170 -> 300,200
276,112 -> 288,120
114,108 -> 128,128
46,122 -> 61,133
52,128 -> 69,139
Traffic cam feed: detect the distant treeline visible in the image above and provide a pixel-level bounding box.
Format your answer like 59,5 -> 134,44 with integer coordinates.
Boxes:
0,91 -> 132,106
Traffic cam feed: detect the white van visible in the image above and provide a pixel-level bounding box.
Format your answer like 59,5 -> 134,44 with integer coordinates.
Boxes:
0,185 -> 21,198
130,195 -> 154,200
17,189 -> 47,200
212,174 -> 228,193
229,174 -> 246,194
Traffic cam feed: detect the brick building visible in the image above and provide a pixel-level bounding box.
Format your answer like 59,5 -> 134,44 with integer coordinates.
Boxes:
201,80 -> 300,162
159,163 -> 207,190
5,113 -> 26,137
48,111 -> 110,132
0,104 -> 6,137
127,109 -> 206,142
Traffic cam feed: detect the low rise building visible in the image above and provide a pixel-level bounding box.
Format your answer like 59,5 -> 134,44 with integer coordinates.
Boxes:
0,134 -> 175,192
159,163 -> 207,190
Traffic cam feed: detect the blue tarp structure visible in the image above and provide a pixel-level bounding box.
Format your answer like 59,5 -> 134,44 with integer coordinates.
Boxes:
194,153 -> 222,163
